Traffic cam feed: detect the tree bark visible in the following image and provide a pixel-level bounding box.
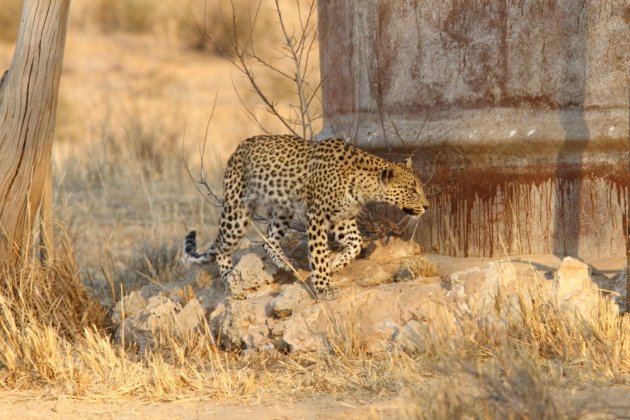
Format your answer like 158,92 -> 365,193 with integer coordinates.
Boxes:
0,0 -> 70,265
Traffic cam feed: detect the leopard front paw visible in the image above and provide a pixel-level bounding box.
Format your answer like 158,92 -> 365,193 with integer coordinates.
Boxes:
315,286 -> 339,301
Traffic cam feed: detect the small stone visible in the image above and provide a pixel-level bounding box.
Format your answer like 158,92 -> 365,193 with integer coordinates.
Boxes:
554,257 -> 603,321
111,291 -> 146,326
394,319 -> 424,352
268,284 -> 311,318
394,267 -> 415,282
174,299 -> 205,332
52,396 -> 72,414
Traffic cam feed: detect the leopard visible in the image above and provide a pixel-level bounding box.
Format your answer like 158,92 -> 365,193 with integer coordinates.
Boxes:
182,134 -> 429,299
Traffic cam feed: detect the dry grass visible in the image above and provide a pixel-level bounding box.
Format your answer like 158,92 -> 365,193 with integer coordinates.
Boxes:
0,243 -> 627,411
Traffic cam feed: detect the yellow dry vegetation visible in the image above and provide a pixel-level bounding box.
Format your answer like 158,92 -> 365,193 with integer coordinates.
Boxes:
0,243 -> 628,418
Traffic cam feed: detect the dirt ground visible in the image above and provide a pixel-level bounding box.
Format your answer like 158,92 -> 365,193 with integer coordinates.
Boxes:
2,384 -> 630,419
0,393 -> 401,419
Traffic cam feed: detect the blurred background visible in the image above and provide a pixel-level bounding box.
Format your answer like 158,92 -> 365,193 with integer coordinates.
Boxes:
0,0 -> 321,300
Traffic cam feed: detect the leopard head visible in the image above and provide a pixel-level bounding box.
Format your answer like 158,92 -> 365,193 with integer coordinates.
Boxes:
378,158 -> 429,217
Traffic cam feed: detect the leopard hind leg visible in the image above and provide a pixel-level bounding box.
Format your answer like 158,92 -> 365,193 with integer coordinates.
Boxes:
262,206 -> 294,271
213,200 -> 251,299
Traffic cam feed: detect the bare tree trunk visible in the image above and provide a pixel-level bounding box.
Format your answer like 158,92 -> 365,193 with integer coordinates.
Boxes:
0,0 -> 70,265
39,164 -> 54,262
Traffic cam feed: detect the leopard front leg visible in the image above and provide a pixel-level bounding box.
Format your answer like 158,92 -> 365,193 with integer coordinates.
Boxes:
330,219 -> 362,273
305,209 -> 337,299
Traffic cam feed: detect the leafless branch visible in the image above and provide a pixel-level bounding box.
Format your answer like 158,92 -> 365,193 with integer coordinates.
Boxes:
182,92 -> 223,208
197,0 -> 320,140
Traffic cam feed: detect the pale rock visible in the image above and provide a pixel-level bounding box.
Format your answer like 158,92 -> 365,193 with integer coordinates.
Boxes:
270,320 -> 285,338
115,296 -> 206,353
394,319 -> 425,352
117,296 -> 181,352
174,299 -> 205,332
231,253 -> 275,291
196,285 -> 225,314
210,298 -> 273,350
234,242 -> 280,275
597,265 -> 627,313
281,305 -> 330,352
267,283 -> 312,318
112,238 -> 450,353
281,280 -> 446,353
111,291 -> 146,326
445,261 -> 517,316
554,257 -> 611,321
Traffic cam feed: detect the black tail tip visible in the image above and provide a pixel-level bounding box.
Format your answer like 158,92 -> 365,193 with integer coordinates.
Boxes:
186,230 -> 197,239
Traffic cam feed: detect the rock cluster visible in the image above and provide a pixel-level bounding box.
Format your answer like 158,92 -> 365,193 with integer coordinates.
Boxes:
111,237 -> 626,353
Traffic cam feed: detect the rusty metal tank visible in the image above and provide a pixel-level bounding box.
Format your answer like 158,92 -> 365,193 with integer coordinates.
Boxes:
317,0 -> 629,258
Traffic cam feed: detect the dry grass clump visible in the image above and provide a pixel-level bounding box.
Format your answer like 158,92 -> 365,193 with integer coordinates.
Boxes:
69,0 -> 281,56
71,0 -> 174,34
398,274 -> 630,418
0,237 -> 107,387
402,355 -> 564,419
0,237 -> 107,339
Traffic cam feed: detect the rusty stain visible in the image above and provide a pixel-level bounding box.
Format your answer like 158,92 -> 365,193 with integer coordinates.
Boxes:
429,164 -> 628,256
372,153 -> 628,257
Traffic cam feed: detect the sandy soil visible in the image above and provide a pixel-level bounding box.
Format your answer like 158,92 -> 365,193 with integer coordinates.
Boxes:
2,385 -> 630,419
0,393 -> 403,419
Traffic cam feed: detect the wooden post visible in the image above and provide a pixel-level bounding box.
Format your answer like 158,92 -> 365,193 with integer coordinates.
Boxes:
0,0 -> 70,265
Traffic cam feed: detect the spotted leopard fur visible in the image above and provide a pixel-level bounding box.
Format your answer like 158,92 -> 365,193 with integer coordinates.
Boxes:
182,135 -> 429,299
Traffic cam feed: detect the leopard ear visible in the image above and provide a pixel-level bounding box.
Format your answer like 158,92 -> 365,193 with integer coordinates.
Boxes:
379,167 -> 394,185
403,157 -> 413,168
379,166 -> 402,185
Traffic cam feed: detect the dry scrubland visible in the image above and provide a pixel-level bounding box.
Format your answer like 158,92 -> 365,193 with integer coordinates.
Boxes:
0,0 -> 629,417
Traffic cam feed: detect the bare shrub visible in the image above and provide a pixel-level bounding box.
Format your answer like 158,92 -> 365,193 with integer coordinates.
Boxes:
183,0 -> 278,55
200,0 -> 322,138
187,0 -> 321,227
